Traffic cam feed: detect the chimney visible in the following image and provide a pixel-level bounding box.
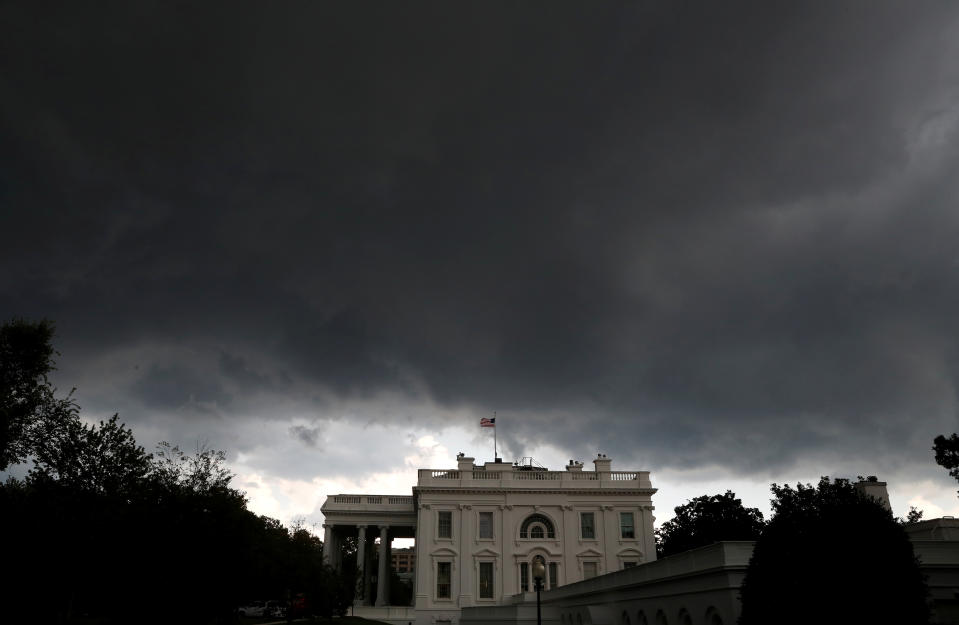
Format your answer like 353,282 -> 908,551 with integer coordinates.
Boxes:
457,454 -> 475,472
855,476 -> 891,511
593,453 -> 612,473
566,460 -> 584,472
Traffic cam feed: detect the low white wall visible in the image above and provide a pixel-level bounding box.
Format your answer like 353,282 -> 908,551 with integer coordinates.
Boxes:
353,604 -> 417,625
460,542 -> 753,625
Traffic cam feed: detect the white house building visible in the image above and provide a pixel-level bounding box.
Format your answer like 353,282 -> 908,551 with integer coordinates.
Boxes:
320,453 -> 657,625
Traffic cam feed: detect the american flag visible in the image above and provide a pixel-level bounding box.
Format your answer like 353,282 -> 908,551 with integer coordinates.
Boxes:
480,417 -> 496,428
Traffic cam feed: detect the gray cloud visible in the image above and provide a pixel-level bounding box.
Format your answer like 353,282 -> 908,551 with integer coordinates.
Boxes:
3,1 -> 959,491
131,363 -> 231,411
289,425 -> 321,449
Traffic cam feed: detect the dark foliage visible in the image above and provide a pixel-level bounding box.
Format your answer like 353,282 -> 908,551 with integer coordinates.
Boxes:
655,490 -> 765,557
934,434 -> 959,487
0,318 -> 355,624
0,318 -> 59,469
739,477 -> 929,625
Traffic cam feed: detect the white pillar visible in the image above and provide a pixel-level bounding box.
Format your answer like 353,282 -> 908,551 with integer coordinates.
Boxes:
322,524 -> 332,564
364,531 -> 374,605
355,525 -> 367,602
332,528 -> 342,570
376,525 -> 389,606
414,506 -> 431,608
411,528 -> 417,599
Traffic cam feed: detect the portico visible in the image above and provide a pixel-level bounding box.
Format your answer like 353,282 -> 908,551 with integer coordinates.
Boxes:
320,494 -> 417,607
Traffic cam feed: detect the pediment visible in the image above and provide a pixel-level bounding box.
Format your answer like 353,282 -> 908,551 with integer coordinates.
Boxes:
430,546 -> 458,557
576,547 -> 603,558
472,547 -> 501,557
616,547 -> 643,557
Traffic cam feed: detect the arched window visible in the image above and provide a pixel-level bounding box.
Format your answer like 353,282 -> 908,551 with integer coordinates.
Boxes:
520,514 -> 556,538
704,607 -> 723,625
621,610 -> 631,625
637,611 -> 648,625
677,609 -> 692,625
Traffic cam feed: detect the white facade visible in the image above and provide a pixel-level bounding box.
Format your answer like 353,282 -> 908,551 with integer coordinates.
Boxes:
321,453 -> 657,625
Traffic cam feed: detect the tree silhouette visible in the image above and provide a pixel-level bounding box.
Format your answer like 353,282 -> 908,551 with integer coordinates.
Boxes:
0,318 -> 64,469
934,434 -> 959,489
739,477 -> 929,625
655,490 -> 764,557
0,319 -> 357,623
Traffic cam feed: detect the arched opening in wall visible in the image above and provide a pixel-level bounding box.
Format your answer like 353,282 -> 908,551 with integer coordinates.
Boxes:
621,610 -> 631,625
520,514 -> 556,539
577,613 -> 584,625
637,611 -> 648,625
655,609 -> 668,625
704,607 -> 723,625
677,608 -> 692,625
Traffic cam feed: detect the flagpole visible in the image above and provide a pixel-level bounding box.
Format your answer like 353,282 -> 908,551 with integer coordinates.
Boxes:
493,411 -> 497,461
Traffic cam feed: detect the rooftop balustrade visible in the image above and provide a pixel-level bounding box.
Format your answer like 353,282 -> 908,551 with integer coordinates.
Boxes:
321,494 -> 415,513
416,469 -> 653,489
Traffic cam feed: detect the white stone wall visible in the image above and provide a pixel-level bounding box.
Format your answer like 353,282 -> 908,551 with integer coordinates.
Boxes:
413,456 -> 656,625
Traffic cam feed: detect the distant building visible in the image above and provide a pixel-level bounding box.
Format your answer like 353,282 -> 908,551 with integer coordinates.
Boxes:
392,546 -> 416,581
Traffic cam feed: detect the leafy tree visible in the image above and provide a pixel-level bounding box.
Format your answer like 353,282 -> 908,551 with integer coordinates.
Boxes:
0,318 -> 360,624
0,318 -> 60,468
900,506 -> 924,526
655,490 -> 765,557
739,477 -> 929,625
934,434 -> 959,487
28,413 -> 152,497
151,441 -> 234,493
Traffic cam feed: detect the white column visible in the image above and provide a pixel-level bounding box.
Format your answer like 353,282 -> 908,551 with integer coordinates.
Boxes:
322,524 -> 332,564
376,525 -> 389,606
332,528 -> 342,570
459,505 -> 472,605
355,525 -> 367,602
364,531 -> 374,605
414,506 -> 431,608
643,505 -> 656,561
411,528 -> 417,599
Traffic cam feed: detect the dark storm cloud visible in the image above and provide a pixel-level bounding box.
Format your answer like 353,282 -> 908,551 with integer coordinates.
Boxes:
218,350 -> 273,392
131,363 -> 231,411
3,1 -> 959,477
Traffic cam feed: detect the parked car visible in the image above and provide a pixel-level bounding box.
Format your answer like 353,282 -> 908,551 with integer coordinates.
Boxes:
266,600 -> 285,618
237,600 -> 269,617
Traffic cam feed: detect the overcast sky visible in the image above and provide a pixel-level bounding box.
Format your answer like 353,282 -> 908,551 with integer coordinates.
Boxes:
4,1 -> 959,529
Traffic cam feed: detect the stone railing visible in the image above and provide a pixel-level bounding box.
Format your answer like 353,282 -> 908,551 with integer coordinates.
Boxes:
323,494 -> 415,511
416,469 -> 653,489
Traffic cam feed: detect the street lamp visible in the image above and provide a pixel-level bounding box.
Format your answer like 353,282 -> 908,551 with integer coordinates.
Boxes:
532,559 -> 546,625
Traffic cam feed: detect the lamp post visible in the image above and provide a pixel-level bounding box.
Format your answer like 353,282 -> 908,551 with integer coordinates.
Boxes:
532,559 -> 546,625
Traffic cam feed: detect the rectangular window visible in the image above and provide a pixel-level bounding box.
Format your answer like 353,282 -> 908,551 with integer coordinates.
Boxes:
583,561 -> 597,579
520,562 -> 529,592
479,511 -> 493,538
548,562 -> 558,589
623,561 -> 637,569
581,512 -> 595,539
438,511 -> 452,538
620,512 -> 635,539
479,562 -> 494,598
437,562 -> 451,598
